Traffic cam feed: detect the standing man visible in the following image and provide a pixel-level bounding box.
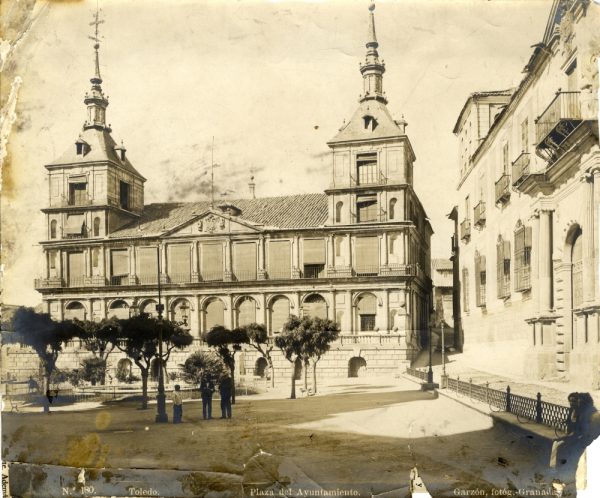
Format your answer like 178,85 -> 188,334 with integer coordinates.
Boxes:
200,375 -> 214,420
219,375 -> 232,419
171,384 -> 183,424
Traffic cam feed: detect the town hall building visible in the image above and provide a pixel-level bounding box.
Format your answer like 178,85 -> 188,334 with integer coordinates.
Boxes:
33,4 -> 433,381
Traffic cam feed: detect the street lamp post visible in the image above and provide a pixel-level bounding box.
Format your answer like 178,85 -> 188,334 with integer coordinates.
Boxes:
155,244 -> 168,423
421,316 -> 439,391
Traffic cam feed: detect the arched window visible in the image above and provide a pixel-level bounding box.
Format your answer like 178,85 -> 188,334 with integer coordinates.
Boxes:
236,297 -> 256,327
172,299 -> 191,325
303,294 -> 327,319
270,296 -> 290,334
205,299 -> 225,331
93,217 -> 101,237
140,300 -> 158,318
50,220 -> 57,239
356,293 -> 377,332
389,198 -> 397,220
335,201 -> 343,223
108,300 -> 130,319
64,301 -> 86,321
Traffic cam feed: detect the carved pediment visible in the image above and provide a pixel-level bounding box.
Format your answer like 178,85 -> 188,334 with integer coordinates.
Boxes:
166,210 -> 262,237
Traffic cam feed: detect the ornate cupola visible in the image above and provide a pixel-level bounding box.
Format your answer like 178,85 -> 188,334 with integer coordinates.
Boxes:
84,10 -> 110,132
360,2 -> 387,104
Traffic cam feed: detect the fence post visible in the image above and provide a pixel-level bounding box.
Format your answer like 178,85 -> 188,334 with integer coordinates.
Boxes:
536,392 -> 542,424
469,378 -> 473,400
506,385 -> 511,413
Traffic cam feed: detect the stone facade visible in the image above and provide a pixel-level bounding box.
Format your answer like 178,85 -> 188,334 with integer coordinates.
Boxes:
23,5 -> 433,384
453,0 -> 600,387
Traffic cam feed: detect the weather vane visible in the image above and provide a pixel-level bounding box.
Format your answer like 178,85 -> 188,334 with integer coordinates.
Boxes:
88,1 -> 105,46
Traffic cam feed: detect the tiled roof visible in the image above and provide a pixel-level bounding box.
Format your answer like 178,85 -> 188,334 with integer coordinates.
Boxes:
432,258 -> 453,271
110,193 -> 329,237
329,99 -> 404,144
47,128 -> 145,179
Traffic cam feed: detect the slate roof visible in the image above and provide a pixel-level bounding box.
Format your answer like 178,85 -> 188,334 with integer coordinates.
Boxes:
46,127 -> 145,179
328,99 -> 404,144
110,193 -> 329,238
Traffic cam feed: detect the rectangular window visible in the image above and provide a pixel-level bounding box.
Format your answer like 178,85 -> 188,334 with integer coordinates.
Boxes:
233,242 -> 257,281
496,240 -> 511,299
360,315 -> 376,332
69,183 -> 88,206
68,251 -> 84,287
201,243 -> 223,281
475,254 -> 486,307
119,181 -> 130,210
335,236 -> 342,258
137,247 -> 158,284
91,248 -> 99,268
357,195 -> 378,223
110,249 -> 128,285
514,226 -> 532,292
168,244 -> 191,283
355,236 -> 379,275
303,239 -> 325,278
268,240 -> 291,279
64,214 -> 85,236
520,119 -> 529,152
357,153 -> 377,185
49,251 -> 57,270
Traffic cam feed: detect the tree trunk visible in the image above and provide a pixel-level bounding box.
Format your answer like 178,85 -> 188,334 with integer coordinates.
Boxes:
312,360 -> 318,394
230,365 -> 236,405
141,370 -> 149,410
303,360 -> 308,391
290,363 -> 296,399
100,356 -> 107,385
268,357 -> 275,388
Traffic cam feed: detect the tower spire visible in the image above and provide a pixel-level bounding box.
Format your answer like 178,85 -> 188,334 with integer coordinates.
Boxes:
360,1 -> 386,104
84,1 -> 110,131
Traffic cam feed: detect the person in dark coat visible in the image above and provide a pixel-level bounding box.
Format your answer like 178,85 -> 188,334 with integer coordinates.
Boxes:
219,375 -> 232,419
200,376 -> 214,420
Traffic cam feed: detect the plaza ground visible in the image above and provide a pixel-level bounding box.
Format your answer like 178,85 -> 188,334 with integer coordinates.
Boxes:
1,376 -> 578,497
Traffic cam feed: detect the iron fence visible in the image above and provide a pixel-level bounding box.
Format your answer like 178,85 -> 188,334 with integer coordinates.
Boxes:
406,368 -> 570,432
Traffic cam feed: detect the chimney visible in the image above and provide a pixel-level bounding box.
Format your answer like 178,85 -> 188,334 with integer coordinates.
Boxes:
396,115 -> 408,134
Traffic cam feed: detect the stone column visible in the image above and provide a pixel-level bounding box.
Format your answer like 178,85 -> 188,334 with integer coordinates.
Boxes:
191,241 -> 199,282
345,290 -> 353,334
225,294 -> 234,329
292,235 -> 301,278
594,168 -> 600,301
129,246 -> 137,284
381,290 -> 389,332
327,234 -> 335,270
382,233 -> 388,267
160,244 -> 167,283
224,239 -> 233,281
258,236 -> 267,280
346,233 -> 352,270
539,209 -> 553,313
84,248 -> 91,278
330,290 -> 336,323
581,172 -> 595,304
530,211 -> 541,314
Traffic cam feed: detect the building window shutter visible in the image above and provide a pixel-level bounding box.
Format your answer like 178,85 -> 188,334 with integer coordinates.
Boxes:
206,300 -> 225,331
303,239 -> 326,264
233,242 -> 257,280
514,224 -> 532,292
271,297 -> 290,334
137,247 -> 158,282
168,244 -> 191,283
355,236 -> 379,273
201,243 -> 223,281
268,241 -> 291,279
237,298 -> 256,327
111,250 -> 128,277
496,241 -> 504,299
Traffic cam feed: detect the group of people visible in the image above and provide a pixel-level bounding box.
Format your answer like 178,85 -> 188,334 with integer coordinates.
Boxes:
170,374 -> 233,424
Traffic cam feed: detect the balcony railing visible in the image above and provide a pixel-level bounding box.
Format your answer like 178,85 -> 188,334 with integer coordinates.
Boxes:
201,272 -> 224,282
67,276 -> 86,287
109,275 -> 129,286
536,91 -> 581,149
460,219 -> 471,242
494,174 -> 511,204
168,273 -> 192,284
354,265 -> 380,277
34,277 -> 64,289
339,334 -> 404,346
473,201 -> 486,228
267,270 -> 292,280
302,265 -> 325,279
137,275 -> 159,285
233,271 -> 258,282
515,266 -> 531,292
511,152 -> 530,187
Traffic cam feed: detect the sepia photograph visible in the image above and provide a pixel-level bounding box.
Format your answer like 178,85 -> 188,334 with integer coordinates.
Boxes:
1,0 -> 600,496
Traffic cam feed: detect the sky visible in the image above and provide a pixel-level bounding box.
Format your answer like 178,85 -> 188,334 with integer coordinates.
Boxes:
1,0 -> 552,306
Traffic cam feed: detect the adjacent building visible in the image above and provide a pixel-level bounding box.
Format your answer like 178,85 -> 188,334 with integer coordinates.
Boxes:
453,0 -> 599,387
33,5 -> 433,381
